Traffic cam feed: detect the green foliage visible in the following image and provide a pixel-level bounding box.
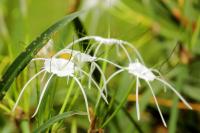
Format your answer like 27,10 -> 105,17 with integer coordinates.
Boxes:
0,0 -> 200,132
0,11 -> 82,100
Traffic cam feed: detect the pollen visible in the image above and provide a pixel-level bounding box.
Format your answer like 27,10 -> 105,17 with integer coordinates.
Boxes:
59,53 -> 72,60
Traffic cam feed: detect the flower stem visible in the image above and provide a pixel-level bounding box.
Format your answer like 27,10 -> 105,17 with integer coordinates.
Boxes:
101,80 -> 135,128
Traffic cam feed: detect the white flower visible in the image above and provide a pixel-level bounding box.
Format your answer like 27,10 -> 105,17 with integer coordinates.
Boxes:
103,59 -> 192,127
55,49 -> 96,63
44,58 -> 74,77
82,0 -> 118,9
55,48 -> 117,100
128,61 -> 155,81
63,36 -> 143,64
93,36 -> 122,45
60,36 -> 144,98
12,56 -> 108,122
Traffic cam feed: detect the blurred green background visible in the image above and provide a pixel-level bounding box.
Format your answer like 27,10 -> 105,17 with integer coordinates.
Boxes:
0,0 -> 200,132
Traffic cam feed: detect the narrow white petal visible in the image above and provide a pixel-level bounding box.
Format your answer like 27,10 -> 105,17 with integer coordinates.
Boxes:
156,77 -> 192,110
146,81 -> 167,127
32,74 -> 54,117
86,42 -> 98,54
101,69 -> 125,96
41,71 -> 47,82
150,69 -> 167,92
136,77 -> 140,120
93,62 -> 108,97
78,68 -> 108,104
88,63 -> 95,89
119,43 -> 132,63
31,58 -> 48,61
97,57 -> 124,69
93,42 -> 103,56
122,41 -> 144,64
72,76 -> 91,122
12,69 -> 45,112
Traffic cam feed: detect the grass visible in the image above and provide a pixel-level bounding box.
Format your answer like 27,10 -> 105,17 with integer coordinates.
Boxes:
0,0 -> 200,133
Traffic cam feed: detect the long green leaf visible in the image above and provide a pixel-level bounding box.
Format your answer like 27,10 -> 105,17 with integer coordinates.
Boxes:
0,11 -> 83,100
169,66 -> 187,133
33,111 -> 87,133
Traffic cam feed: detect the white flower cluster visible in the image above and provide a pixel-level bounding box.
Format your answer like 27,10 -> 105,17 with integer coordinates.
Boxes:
82,0 -> 118,9
13,36 -> 192,127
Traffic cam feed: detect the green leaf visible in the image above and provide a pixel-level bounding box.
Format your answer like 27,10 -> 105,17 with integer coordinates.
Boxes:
169,66 -> 187,133
0,11 -> 83,100
33,111 -> 87,133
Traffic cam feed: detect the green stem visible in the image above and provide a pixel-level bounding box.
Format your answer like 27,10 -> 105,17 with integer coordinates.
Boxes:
59,80 -> 75,114
168,67 -> 186,133
20,120 -> 30,133
102,81 -> 135,128
71,119 -> 77,133
52,80 -> 75,131
67,87 -> 80,111
95,46 -> 109,110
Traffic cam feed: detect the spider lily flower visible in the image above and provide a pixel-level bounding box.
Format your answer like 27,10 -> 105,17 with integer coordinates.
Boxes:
54,48 -> 123,98
12,56 -> 108,122
59,36 -> 143,63
103,59 -> 192,127
82,0 -> 118,9
54,49 -> 104,90
55,49 -> 96,65
57,36 -> 143,96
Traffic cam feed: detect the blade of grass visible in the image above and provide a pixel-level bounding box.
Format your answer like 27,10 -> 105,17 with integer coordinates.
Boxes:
51,80 -> 75,131
71,119 -> 77,133
168,90 -> 179,133
168,66 -> 187,133
191,16 -> 200,49
20,120 -> 30,133
0,11 -> 83,100
33,111 -> 87,133
101,81 -> 135,128
0,103 -> 11,113
116,100 -> 144,133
